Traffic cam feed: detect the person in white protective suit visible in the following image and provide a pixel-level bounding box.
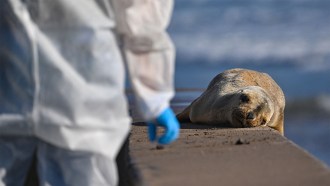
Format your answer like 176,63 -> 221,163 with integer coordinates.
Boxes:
0,0 -> 180,186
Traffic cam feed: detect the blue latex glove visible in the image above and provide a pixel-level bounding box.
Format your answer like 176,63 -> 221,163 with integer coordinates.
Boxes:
147,108 -> 180,145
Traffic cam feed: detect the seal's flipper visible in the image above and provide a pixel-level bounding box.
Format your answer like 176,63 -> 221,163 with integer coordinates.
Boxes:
176,105 -> 191,122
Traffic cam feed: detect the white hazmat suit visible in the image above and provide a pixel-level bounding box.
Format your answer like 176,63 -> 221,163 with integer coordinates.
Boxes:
0,0 -> 175,185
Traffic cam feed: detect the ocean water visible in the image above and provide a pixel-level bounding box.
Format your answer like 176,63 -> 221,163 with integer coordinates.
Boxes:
168,0 -> 330,166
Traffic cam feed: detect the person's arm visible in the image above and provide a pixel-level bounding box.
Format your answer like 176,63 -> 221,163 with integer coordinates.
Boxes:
112,0 -> 179,144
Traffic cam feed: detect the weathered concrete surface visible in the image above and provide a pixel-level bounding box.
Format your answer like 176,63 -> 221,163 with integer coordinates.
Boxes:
130,121 -> 330,186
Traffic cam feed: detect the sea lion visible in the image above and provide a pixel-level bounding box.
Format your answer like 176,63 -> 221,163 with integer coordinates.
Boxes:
177,68 -> 285,135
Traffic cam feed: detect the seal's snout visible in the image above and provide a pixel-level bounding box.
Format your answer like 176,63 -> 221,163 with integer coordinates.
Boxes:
246,112 -> 255,120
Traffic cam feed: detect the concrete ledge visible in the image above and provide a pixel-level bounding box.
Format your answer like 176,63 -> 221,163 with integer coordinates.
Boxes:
130,123 -> 330,186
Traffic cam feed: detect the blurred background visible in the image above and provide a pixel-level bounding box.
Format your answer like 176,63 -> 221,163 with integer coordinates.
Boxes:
168,0 -> 330,166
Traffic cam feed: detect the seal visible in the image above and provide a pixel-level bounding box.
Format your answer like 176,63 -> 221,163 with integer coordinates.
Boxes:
177,68 -> 285,135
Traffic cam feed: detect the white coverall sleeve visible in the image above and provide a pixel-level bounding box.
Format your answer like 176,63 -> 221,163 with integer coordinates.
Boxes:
112,0 -> 175,120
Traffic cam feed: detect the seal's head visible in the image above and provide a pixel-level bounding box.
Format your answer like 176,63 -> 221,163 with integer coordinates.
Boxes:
230,86 -> 274,128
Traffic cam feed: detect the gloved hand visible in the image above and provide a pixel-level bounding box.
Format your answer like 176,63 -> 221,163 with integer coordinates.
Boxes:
147,108 -> 180,145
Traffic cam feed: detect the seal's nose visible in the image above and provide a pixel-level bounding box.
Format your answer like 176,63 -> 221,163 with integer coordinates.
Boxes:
246,112 -> 255,120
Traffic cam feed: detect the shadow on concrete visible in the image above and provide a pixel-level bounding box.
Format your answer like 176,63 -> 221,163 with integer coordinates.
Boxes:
133,121 -> 231,130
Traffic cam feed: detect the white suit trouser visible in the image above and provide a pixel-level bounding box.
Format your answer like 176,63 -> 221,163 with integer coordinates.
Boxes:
0,137 -> 117,186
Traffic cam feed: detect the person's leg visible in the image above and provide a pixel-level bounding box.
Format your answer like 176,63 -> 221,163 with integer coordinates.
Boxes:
0,136 -> 37,186
37,141 -> 118,186
24,152 -> 39,186
116,136 -> 144,186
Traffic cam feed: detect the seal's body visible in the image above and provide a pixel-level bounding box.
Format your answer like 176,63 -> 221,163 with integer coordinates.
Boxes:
177,68 -> 285,135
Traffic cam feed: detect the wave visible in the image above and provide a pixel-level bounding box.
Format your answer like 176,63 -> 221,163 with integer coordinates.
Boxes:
169,0 -> 330,69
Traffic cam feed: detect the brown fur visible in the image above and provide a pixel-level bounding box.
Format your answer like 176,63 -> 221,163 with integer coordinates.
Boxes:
177,68 -> 285,135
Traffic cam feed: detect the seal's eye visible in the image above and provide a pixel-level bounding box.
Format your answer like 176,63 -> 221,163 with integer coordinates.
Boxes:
240,94 -> 250,103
